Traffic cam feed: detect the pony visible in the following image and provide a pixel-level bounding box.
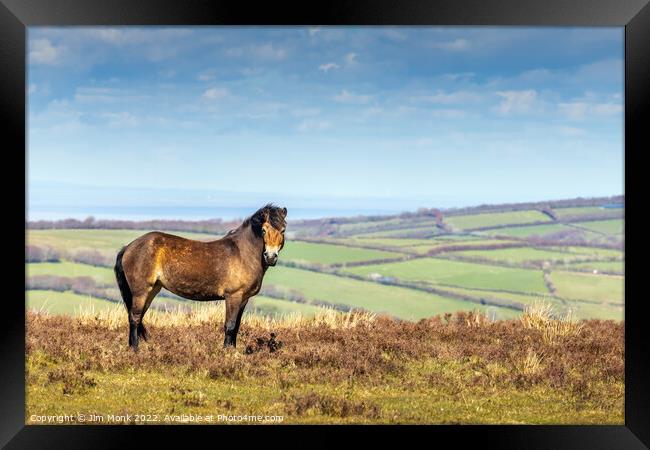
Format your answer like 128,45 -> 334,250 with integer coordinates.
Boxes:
114,204 -> 287,349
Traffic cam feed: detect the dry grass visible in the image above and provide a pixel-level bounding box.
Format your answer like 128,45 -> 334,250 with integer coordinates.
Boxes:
73,302 -> 376,331
27,306 -> 622,388
26,306 -> 624,424
520,299 -> 585,344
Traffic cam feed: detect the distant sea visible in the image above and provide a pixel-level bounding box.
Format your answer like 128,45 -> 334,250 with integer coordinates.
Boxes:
27,205 -> 406,222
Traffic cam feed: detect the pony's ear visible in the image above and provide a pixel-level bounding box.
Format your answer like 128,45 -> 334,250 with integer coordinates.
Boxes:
281,207 -> 287,218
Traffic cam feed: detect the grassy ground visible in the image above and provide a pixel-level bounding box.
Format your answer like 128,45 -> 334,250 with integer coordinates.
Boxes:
553,246 -> 623,258
347,237 -> 439,248
449,247 -> 591,264
27,261 -> 115,285
482,223 -> 575,238
551,271 -> 624,304
25,224 -> 624,321
568,261 -> 624,273
247,296 -> 330,317
571,219 -> 623,236
282,241 -> 401,264
27,229 -> 220,254
264,266 -> 510,320
26,290 -> 118,315
446,210 -> 550,230
345,258 -> 548,294
359,225 -> 439,238
553,207 -> 622,220
25,306 -> 624,425
431,285 -> 623,321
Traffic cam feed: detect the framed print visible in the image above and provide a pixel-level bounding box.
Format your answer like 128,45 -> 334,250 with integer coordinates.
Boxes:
2,0 -> 648,447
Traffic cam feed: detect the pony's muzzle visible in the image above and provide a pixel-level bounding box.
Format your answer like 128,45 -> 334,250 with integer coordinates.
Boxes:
264,251 -> 278,266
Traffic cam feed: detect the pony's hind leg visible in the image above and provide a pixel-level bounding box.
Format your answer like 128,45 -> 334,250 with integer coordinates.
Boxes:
138,283 -> 162,342
128,284 -> 160,349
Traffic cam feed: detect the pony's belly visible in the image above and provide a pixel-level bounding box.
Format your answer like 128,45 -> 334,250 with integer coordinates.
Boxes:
161,278 -> 226,301
168,287 -> 225,302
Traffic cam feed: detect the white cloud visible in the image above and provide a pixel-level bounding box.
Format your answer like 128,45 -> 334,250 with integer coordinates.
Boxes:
99,111 -> 140,127
241,67 -> 263,77
413,90 -> 482,104
197,73 -> 215,82
291,108 -> 320,117
558,101 -> 622,119
415,137 -> 435,147
319,63 -> 340,72
228,43 -> 287,61
442,72 -> 475,81
202,87 -> 229,101
74,87 -> 150,103
559,126 -> 587,136
28,84 -> 37,95
500,59 -> 623,88
363,106 -> 384,116
333,90 -> 372,104
432,38 -> 470,51
87,29 -> 129,44
252,43 -> 287,60
345,52 -> 357,65
82,28 -> 192,45
29,39 -> 64,64
430,109 -> 467,119
308,27 -> 321,36
495,90 -> 538,114
297,120 -> 331,132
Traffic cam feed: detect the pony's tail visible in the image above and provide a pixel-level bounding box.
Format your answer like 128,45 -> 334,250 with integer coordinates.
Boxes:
114,247 -> 132,312
114,247 -> 149,342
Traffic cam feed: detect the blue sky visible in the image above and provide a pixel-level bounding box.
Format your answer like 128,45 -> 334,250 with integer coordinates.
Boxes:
27,27 -> 624,219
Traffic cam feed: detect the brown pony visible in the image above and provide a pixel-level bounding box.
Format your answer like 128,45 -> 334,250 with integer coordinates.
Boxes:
114,204 -> 287,349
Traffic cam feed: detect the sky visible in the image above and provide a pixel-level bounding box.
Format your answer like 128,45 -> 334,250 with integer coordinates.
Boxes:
27,26 -> 624,220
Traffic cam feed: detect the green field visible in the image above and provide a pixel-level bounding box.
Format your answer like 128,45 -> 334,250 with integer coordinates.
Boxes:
554,206 -> 622,219
434,284 -> 555,306
568,261 -> 624,273
552,246 -> 623,258
264,266 -> 512,320
25,200 -> 625,323
345,258 -> 548,294
343,237 -> 517,256
551,271 -> 624,304
482,223 -> 573,238
282,241 -> 401,265
434,285 -> 622,321
27,229 -> 220,254
26,288 -> 212,315
360,225 -> 438,238
445,210 -> 550,231
450,247 -> 590,264
347,237 -> 438,248
572,220 -> 624,236
336,217 -> 407,233
26,290 -> 118,315
247,296 -> 330,317
27,261 -> 115,285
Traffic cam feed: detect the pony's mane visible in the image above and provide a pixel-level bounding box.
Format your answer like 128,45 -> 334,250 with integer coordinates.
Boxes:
241,203 -> 287,233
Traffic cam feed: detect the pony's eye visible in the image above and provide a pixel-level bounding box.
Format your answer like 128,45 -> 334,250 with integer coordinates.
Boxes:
262,228 -> 267,235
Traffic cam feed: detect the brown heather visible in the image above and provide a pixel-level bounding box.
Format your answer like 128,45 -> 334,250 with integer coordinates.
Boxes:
26,303 -> 623,397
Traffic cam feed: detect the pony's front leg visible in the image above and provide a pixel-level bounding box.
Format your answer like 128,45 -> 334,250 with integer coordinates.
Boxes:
223,294 -> 243,348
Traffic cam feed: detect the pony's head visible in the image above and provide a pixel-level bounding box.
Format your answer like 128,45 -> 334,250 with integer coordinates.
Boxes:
248,204 -> 287,266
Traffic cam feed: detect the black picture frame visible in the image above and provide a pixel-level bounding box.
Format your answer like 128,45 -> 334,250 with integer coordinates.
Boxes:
2,0 -> 648,447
